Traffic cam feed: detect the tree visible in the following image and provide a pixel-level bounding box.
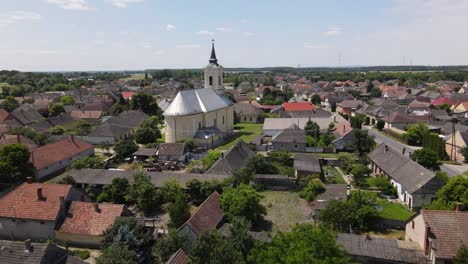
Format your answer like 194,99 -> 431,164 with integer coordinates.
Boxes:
403,122 -> 429,146
411,148 -> 441,170
160,179 -> 183,204
127,172 -> 162,214
134,127 -> 160,144
152,231 -> 188,264
75,120 -> 92,136
350,114 -> 366,129
352,129 -> 375,157
0,144 -> 34,184
299,178 -> 325,201
202,150 -> 222,170
2,96 -> 19,112
57,175 -> 76,185
49,103 -> 65,117
368,176 -> 397,196
169,192 -> 190,228
114,140 -> 138,160
453,245 -> 468,264
141,115 -> 162,128
350,164 -> 371,187
460,147 -> 468,162
190,231 -> 245,264
102,218 -> 148,249
10,127 -> 49,145
376,120 -> 385,131
311,94 -> 321,105
370,87 -> 382,98
231,167 -> 255,187
337,153 -> 355,173
227,217 -> 254,261
96,244 -> 138,264
97,178 -> 130,204
423,133 -> 449,160
129,93 -> 162,117
186,179 -> 225,205
60,95 -> 75,105
50,126 -> 65,135
71,156 -> 102,170
221,184 -> 266,223
304,119 -> 320,138
248,225 -> 350,264
248,155 -> 279,174
427,175 -> 468,211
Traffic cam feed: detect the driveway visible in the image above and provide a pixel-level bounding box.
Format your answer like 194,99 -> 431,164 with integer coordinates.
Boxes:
441,163 -> 468,177
364,126 -> 420,157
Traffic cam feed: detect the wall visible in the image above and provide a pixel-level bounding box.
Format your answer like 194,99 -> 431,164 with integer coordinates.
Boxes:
55,231 -> 102,248
0,217 -> 56,242
239,114 -> 259,123
445,131 -> 467,162
405,214 -> 426,253
271,142 -> 306,152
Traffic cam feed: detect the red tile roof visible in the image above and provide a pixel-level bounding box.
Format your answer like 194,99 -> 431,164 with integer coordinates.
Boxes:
422,210 -> 468,259
31,137 -> 94,170
166,249 -> 189,264
180,191 -> 223,236
70,110 -> 102,119
0,182 -> 72,221
121,92 -> 136,100
0,108 -> 15,121
283,102 -> 317,112
431,96 -> 457,106
59,201 -> 126,236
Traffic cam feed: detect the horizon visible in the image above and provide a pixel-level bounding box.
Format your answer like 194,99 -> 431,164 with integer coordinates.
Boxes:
1,0 -> 468,71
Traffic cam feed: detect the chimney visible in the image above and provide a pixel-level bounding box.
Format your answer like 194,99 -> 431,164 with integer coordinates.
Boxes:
70,134 -> 75,143
384,145 -> 389,152
402,148 -> 406,155
94,203 -> 101,213
424,224 -> 431,255
456,202 -> 462,212
26,177 -> 32,184
37,188 -> 43,200
24,239 -> 32,252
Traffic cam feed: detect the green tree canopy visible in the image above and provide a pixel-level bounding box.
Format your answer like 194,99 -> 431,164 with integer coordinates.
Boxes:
403,122 -> 429,146
351,129 -> 375,157
299,178 -> 325,201
71,156 -> 102,170
96,244 -> 137,264
168,192 -> 191,228
60,95 -> 75,105
221,184 -> 266,224
152,230 -> 188,264
0,143 -> 34,184
129,93 -> 162,117
305,119 -> 320,138
134,127 -> 160,144
376,120 -> 385,131
97,177 -> 130,204
50,126 -> 65,135
427,175 -> 468,211
49,103 -> 65,117
190,231 -> 245,264
2,96 -> 19,112
411,148 -> 441,171
114,140 -> 138,160
127,172 -> 162,214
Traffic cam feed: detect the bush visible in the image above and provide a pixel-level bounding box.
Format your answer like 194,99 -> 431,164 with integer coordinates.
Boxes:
368,176 -> 397,196
299,178 -> 325,201
221,184 -> 266,224
376,120 -> 385,131
71,156 -> 102,170
71,249 -> 90,260
51,126 -> 65,135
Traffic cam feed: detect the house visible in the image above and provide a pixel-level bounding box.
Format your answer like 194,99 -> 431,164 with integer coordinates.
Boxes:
0,240 -> 86,264
86,110 -> 148,145
0,181 -> 88,241
336,99 -> 364,115
70,110 -> 102,124
262,114 -> 348,137
451,101 -> 468,113
0,134 -> 38,150
56,202 -> 130,247
445,130 -> 468,162
405,209 -> 468,264
31,136 -> 94,180
368,144 -> 444,209
332,122 -> 354,151
312,184 -> 347,217
166,249 -> 189,264
11,104 -> 44,125
0,108 -> 15,121
178,192 -> 224,244
270,124 -> 307,152
293,154 -> 322,178
234,102 -> 263,123
281,102 -> 317,115
132,148 -> 158,161
156,142 -> 188,162
121,91 -> 136,100
380,112 -> 417,131
205,140 -> 255,175
337,233 -> 428,264
284,108 -> 331,118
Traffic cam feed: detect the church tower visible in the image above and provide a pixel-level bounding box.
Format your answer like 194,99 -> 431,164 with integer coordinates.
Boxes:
204,39 -> 224,90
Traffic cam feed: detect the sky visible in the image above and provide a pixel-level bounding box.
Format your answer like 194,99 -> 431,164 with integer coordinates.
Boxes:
1,0 -> 468,71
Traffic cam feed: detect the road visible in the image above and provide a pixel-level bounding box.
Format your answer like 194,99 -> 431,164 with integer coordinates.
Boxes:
364,126 -> 467,177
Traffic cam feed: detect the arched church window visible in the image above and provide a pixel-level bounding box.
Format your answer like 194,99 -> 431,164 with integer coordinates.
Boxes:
223,116 -> 225,124
219,78 -> 221,85
209,76 -> 213,86
199,122 -> 201,129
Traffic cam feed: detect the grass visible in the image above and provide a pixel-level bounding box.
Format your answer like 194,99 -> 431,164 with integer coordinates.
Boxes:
324,166 -> 347,184
259,191 -> 313,233
216,123 -> 263,150
120,73 -> 147,81
376,199 -> 415,221
364,229 -> 406,240
58,120 -> 82,131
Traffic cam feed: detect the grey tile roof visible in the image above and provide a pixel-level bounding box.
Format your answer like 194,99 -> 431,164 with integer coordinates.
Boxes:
132,148 -> 158,157
205,140 -> 255,175
293,154 -> 321,173
337,233 -> 428,263
157,143 -> 187,156
11,104 -> 44,125
68,169 -> 228,188
164,88 -> 232,116
368,144 -> 439,194
271,124 -> 307,143
89,110 -> 148,138
234,102 -> 262,116
314,184 -> 347,210
194,126 -> 223,139
285,108 -> 331,118
0,240 -> 71,264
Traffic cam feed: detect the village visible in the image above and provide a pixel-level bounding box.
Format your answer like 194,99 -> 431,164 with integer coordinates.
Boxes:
0,43 -> 468,264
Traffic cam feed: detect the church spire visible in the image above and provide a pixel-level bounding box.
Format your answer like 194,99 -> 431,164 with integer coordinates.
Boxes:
209,38 -> 218,66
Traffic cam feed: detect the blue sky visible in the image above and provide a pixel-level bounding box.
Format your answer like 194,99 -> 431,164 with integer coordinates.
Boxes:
1,0 -> 468,71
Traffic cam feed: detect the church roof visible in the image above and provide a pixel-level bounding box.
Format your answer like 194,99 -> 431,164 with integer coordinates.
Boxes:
209,40 -> 218,66
163,88 -> 232,116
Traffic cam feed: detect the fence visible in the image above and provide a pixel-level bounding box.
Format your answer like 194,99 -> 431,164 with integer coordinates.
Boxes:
305,146 -> 336,153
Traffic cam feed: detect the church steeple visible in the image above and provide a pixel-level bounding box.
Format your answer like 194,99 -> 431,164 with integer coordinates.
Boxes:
209,38 -> 218,66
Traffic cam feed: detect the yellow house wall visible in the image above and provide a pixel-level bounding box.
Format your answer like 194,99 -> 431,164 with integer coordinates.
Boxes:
445,131 -> 467,161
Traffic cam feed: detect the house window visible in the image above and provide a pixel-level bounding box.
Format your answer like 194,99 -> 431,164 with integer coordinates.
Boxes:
223,116 -> 225,124
209,76 -> 213,86
250,117 -> 252,121
40,221 -> 45,225
199,122 -> 201,129
244,117 -> 246,121
294,144 -> 298,148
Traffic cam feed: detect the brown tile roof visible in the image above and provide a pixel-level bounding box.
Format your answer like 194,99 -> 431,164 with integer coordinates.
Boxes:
0,108 -> 15,121
70,110 -> 102,119
422,210 -> 468,259
31,136 -> 93,170
166,249 -> 189,264
180,191 -> 224,236
59,201 -> 126,236
0,134 -> 38,150
0,182 -> 72,221
333,122 -> 353,138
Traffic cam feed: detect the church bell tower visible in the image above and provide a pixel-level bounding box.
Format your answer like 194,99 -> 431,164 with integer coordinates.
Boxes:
204,39 -> 224,90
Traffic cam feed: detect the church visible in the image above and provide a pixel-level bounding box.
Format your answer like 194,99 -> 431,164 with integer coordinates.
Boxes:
163,42 -> 234,148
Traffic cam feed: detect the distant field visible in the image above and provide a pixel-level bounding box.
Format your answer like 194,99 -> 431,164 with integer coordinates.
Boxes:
216,123 -> 263,150
120,73 -> 147,81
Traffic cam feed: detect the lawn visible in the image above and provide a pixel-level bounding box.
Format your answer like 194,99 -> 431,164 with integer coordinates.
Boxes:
376,199 -> 415,221
259,191 -> 313,233
59,120 -> 82,131
216,123 -> 263,150
323,166 -> 347,184
120,73 -> 147,81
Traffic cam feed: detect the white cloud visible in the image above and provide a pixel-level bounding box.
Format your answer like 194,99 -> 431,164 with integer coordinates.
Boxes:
140,42 -> 152,49
175,44 -> 200,49
216,27 -> 233,33
0,11 -> 41,27
106,0 -> 144,8
154,49 -> 165,55
166,24 -> 176,31
45,0 -> 90,11
196,30 -> 214,36
243,31 -> 255,37
0,49 -> 68,55
303,43 -> 324,49
323,26 -> 342,37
